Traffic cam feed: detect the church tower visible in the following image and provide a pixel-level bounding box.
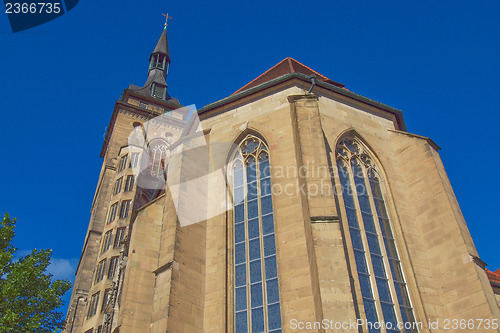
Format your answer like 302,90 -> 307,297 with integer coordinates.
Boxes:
63,22 -> 190,333
65,23 -> 500,333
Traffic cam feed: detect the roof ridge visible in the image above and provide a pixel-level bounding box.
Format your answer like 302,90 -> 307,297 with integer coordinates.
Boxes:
287,57 -> 295,73
288,57 -> 330,81
231,57 -> 345,96
231,58 -> 289,95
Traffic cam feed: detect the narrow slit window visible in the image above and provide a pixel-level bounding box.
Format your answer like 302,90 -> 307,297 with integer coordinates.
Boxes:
87,292 -> 100,318
101,230 -> 113,253
107,203 -> 118,224
113,177 -> 123,196
124,175 -> 135,192
119,200 -> 131,219
95,259 -> 107,284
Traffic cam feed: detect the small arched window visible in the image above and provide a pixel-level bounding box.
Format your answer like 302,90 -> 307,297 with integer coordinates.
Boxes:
230,134 -> 282,333
335,134 -> 416,333
149,139 -> 169,178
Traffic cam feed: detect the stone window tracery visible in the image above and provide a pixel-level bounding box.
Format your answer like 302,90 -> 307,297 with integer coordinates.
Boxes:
231,134 -> 282,333
335,135 -> 417,333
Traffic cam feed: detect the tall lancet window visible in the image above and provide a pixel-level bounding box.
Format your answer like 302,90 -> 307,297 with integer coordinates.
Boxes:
231,135 -> 282,333
335,135 -> 416,333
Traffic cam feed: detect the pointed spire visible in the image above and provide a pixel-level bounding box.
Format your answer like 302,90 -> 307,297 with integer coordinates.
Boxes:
129,18 -> 175,102
150,27 -> 170,64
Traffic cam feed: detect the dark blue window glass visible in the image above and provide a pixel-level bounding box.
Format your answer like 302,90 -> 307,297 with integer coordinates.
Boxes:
248,200 -> 258,219
338,156 -> 381,326
261,196 -> 273,215
259,159 -> 270,178
235,204 -> 245,223
246,158 -> 257,184
233,137 -> 281,332
263,234 -> 276,257
362,212 -> 377,234
248,181 -> 258,201
359,273 -> 373,299
262,214 -> 274,235
358,193 -> 371,213
346,207 -> 359,228
260,177 -> 271,196
268,303 -> 282,330
235,286 -> 247,311
235,264 -> 246,287
336,137 -> 416,332
350,228 -> 364,250
381,302 -> 398,327
248,218 -> 260,239
354,250 -> 368,274
266,278 -> 280,304
235,311 -> 248,333
249,239 -> 261,260
371,255 -> 386,278
235,223 -> 245,244
250,260 -> 262,283
363,300 -> 380,333
251,307 -> 265,332
376,278 -> 392,303
265,256 -> 278,279
251,283 -> 263,308
370,173 -> 416,328
367,233 -> 381,255
235,243 -> 246,265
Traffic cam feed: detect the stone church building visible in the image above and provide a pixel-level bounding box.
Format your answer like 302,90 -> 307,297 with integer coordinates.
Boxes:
64,23 -> 500,333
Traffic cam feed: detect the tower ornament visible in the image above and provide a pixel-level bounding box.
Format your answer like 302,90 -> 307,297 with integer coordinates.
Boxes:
162,13 -> 173,27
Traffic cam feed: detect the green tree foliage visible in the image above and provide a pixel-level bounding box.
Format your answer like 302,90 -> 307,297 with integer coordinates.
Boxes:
0,214 -> 72,333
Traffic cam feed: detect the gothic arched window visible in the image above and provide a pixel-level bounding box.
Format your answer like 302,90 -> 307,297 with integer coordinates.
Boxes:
149,139 -> 169,178
231,134 -> 282,333
335,135 -> 416,333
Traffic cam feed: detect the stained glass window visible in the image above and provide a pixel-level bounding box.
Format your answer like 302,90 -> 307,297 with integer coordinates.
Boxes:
232,135 -> 282,333
335,135 -> 417,333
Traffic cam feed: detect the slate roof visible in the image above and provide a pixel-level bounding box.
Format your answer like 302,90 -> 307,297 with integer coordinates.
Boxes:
129,27 -> 173,101
151,27 -> 170,62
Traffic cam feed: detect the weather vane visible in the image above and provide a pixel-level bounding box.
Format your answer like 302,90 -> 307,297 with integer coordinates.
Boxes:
162,13 -> 173,27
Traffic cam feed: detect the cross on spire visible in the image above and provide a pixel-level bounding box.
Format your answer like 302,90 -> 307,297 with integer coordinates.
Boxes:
162,13 -> 173,28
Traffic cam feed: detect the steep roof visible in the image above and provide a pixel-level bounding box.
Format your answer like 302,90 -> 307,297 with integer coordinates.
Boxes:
151,27 -> 170,62
232,57 -> 345,95
486,268 -> 500,285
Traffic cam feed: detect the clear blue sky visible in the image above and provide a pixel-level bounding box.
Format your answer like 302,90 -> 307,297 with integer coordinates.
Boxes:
1,0 -> 498,314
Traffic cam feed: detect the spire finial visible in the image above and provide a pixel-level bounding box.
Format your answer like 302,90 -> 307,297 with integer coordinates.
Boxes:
162,13 -> 173,29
